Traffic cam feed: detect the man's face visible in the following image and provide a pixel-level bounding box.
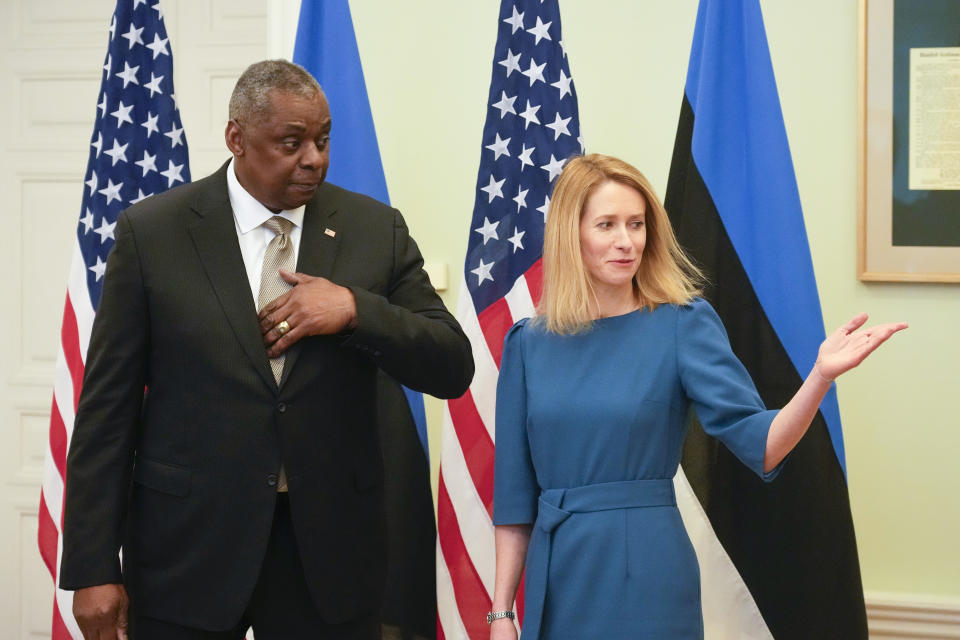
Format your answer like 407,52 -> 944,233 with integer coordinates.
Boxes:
226,89 -> 331,212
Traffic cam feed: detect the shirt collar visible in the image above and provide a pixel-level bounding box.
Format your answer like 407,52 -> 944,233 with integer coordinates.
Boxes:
226,157 -> 305,234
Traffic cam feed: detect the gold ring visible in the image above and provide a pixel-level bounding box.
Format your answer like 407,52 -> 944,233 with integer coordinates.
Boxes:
276,320 -> 290,336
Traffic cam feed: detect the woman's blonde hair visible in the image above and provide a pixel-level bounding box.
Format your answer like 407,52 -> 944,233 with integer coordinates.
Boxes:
537,153 -> 703,334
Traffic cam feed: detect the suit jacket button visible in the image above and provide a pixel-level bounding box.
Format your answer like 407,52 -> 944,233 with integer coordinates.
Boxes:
276,402 -> 286,413
267,474 -> 278,487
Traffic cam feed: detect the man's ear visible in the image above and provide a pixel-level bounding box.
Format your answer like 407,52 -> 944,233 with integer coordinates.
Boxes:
225,119 -> 244,156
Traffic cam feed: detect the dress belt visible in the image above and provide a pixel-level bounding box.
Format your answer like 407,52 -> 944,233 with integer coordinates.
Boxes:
521,478 -> 676,640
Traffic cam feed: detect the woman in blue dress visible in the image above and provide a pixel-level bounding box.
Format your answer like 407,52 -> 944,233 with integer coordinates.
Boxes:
488,154 -> 906,639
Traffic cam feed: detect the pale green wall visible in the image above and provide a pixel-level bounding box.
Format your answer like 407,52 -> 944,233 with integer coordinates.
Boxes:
349,1 -> 959,600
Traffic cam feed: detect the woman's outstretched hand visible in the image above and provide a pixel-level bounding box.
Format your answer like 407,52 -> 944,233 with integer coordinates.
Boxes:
814,313 -> 908,382
764,313 -> 908,472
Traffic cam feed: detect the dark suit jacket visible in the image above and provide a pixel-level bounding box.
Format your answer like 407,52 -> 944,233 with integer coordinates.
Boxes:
60,162 -> 473,630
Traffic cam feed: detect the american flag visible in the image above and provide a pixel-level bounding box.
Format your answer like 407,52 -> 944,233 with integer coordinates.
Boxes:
38,0 -> 189,636
436,1 -> 581,638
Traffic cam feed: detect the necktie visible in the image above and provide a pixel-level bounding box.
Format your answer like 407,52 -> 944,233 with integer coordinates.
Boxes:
257,216 -> 295,492
257,216 -> 296,383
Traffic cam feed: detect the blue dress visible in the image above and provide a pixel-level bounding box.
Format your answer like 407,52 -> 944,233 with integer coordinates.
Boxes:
493,299 -> 781,639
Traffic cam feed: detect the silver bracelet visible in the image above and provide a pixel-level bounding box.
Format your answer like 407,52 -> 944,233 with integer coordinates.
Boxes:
486,610 -> 516,624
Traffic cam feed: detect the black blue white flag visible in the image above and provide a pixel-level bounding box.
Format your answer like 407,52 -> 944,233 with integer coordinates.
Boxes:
665,1 -> 868,637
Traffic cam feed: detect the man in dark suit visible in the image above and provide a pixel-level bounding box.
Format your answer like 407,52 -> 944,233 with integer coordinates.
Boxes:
60,59 -> 473,639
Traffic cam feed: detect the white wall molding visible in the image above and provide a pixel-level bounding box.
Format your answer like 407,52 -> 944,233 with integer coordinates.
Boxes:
866,593 -> 960,639
265,0 -> 300,61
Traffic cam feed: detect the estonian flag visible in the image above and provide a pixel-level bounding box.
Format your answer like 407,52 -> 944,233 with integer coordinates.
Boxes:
664,0 -> 869,638
294,3 -> 436,637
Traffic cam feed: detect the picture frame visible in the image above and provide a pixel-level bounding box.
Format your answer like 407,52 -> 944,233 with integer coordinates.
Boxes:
858,0 -> 960,282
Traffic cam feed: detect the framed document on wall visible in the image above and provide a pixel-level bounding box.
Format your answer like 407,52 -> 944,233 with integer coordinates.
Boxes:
859,0 -> 960,282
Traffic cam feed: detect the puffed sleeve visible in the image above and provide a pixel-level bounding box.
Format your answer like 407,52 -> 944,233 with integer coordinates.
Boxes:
493,319 -> 539,525
677,299 -> 784,481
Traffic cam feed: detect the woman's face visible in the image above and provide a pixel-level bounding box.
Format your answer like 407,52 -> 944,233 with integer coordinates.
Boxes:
578,180 -> 647,299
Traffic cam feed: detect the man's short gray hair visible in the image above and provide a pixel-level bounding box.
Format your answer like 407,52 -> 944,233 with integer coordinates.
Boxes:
229,59 -> 324,125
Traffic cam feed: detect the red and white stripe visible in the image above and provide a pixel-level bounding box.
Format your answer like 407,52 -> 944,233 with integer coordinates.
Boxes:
436,263 -> 542,640
39,246 -> 95,639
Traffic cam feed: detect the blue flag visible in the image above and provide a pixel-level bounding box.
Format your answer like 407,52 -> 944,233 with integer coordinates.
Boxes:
682,0 -> 844,471
292,0 -> 428,456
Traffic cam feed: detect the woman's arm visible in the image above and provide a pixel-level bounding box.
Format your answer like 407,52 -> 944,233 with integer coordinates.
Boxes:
490,524 -> 533,640
764,313 -> 907,472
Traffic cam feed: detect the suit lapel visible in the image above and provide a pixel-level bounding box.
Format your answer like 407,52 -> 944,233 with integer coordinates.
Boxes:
279,185 -> 341,386
187,164 -> 277,392
296,183 -> 341,277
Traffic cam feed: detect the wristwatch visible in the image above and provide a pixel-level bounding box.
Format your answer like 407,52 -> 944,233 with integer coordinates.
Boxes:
486,610 -> 516,624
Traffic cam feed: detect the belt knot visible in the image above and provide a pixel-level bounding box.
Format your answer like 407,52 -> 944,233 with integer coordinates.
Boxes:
521,478 -> 676,639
